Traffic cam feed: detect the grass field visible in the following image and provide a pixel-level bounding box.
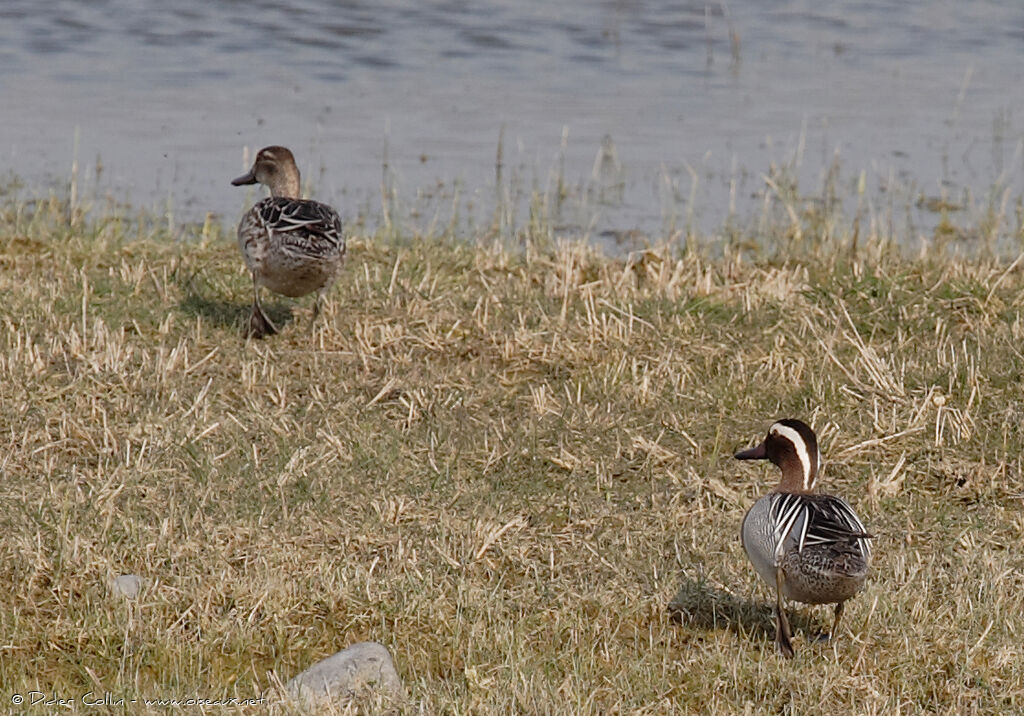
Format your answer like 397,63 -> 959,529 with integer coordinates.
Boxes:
1,190 -> 1023,714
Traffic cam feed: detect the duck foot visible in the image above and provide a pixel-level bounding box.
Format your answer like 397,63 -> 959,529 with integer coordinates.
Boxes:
247,303 -> 278,339
775,606 -> 795,658
814,602 -> 847,644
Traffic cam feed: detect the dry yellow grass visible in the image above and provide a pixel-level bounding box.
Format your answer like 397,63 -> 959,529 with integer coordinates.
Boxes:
1,194 -> 1023,713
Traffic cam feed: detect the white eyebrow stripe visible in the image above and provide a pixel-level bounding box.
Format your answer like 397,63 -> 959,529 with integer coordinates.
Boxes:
770,422 -> 812,490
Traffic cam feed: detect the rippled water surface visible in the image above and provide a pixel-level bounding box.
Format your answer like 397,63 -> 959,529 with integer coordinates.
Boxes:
2,1 -> 1022,245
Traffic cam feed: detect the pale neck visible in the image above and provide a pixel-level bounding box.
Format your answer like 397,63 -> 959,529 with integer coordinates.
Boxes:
268,171 -> 300,199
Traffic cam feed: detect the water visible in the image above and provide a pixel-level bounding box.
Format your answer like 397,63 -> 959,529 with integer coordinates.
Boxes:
1,1 -> 1022,249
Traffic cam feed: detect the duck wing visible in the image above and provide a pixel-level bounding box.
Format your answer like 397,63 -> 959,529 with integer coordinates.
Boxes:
257,197 -> 344,259
770,493 -> 873,562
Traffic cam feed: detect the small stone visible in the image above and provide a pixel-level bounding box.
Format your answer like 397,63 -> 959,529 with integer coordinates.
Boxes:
111,574 -> 144,600
286,641 -> 404,709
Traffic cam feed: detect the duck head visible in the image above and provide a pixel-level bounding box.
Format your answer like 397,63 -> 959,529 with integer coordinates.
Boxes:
232,145 -> 300,199
734,418 -> 820,493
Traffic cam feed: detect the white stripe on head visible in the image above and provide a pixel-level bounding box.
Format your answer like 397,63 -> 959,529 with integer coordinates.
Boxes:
769,422 -> 813,491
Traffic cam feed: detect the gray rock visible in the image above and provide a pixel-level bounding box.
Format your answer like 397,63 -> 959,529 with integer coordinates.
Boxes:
286,641 -> 404,708
111,574 -> 144,600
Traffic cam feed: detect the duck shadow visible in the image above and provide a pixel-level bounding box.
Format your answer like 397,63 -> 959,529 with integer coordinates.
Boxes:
177,290 -> 294,334
667,575 -> 822,643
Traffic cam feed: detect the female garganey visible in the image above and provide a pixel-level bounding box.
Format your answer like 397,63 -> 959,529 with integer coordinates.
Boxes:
231,146 -> 345,338
735,419 -> 872,657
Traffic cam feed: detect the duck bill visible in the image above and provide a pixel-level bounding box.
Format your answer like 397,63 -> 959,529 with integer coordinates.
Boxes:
231,169 -> 257,186
734,441 -> 767,460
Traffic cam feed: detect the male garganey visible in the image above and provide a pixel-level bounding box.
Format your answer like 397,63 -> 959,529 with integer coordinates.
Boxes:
231,146 -> 345,338
735,419 -> 872,657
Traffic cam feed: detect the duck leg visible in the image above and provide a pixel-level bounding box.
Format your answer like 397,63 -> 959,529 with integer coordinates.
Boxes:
829,601 -> 846,642
308,287 -> 327,333
775,567 -> 795,658
247,276 -> 278,339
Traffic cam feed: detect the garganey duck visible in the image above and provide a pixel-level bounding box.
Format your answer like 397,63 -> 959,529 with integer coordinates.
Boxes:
231,146 -> 345,338
735,419 -> 872,657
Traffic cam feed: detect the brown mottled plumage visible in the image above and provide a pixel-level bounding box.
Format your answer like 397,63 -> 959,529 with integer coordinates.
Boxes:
231,146 -> 345,338
735,419 -> 872,657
